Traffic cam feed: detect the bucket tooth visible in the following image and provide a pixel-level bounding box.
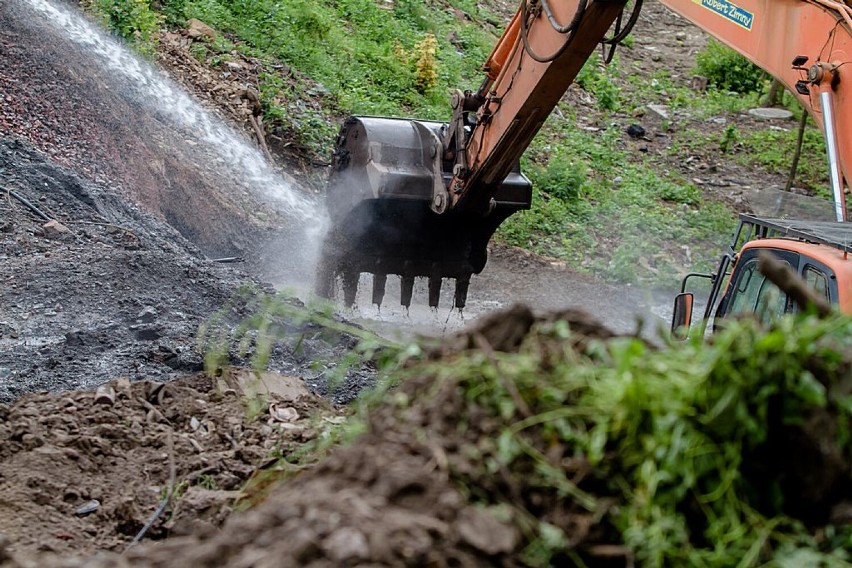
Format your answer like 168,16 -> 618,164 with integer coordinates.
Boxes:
400,276 -> 415,308
454,275 -> 471,309
372,274 -> 387,307
428,264 -> 442,308
342,270 -> 358,307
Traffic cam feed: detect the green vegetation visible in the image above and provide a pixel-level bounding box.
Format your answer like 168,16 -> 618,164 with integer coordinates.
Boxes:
410,312 -> 850,566
499,113 -> 735,286
85,0 -> 162,55
158,0 -> 496,118
738,121 -> 831,198
696,38 -> 766,94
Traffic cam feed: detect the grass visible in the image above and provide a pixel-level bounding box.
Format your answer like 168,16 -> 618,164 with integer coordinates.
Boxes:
497,110 -> 735,286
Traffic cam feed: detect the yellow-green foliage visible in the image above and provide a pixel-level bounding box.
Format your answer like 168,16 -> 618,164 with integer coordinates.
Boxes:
414,33 -> 438,94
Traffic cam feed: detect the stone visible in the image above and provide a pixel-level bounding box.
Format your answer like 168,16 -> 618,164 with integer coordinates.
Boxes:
132,325 -> 161,341
748,107 -> 794,120
323,528 -> 370,562
647,104 -> 669,120
186,19 -> 217,42
136,306 -> 157,323
73,499 -> 100,516
228,370 -> 311,402
42,220 -> 71,239
455,506 -> 517,555
690,75 -> 709,91
626,124 -> 646,138
93,385 -> 115,406
65,330 -> 86,346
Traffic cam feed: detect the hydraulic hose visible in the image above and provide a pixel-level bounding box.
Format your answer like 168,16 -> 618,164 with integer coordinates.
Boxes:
520,0 -> 587,63
541,0 -> 587,33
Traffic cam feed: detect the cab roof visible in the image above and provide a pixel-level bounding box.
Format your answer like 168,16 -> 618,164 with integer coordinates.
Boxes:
741,215 -> 852,254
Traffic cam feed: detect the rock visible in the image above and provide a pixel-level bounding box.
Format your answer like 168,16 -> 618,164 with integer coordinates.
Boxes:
131,325 -> 161,341
111,377 -> 132,399
93,385 -> 115,406
323,527 -> 370,562
136,306 -> 157,323
647,104 -> 669,120
42,219 -> 72,239
268,404 -> 299,423
455,506 -> 517,555
186,19 -> 217,42
228,370 -> 311,402
65,330 -> 86,346
74,499 -> 100,516
675,31 -> 687,41
690,75 -> 709,91
748,107 -> 794,120
626,124 -> 646,138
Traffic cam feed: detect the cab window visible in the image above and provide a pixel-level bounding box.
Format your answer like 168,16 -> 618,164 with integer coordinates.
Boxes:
802,265 -> 830,301
728,258 -> 788,323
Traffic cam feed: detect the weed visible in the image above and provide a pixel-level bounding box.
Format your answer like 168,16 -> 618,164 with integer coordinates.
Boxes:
720,124 -> 739,153
84,0 -> 163,55
737,123 -> 829,194
196,474 -> 218,490
576,53 -> 621,111
695,39 -> 766,94
414,34 -> 439,93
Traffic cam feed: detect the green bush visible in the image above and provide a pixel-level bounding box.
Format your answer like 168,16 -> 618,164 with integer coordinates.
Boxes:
87,0 -> 163,55
696,39 -> 765,94
533,156 -> 587,202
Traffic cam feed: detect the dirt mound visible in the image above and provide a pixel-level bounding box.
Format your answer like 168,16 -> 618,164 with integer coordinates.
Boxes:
0,372 -> 338,557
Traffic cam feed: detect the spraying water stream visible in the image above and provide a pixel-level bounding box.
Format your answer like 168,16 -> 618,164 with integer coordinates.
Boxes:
21,0 -> 322,220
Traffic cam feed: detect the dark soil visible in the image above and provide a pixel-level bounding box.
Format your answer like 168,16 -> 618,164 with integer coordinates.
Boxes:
0,371 -> 340,557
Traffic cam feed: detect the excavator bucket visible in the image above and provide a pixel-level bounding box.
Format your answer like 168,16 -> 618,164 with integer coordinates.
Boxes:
315,116 -> 531,309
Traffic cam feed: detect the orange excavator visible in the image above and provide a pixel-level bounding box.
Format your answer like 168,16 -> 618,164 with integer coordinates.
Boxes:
315,0 -> 852,319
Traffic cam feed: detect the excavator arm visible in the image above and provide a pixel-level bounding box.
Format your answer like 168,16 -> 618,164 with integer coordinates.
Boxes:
316,0 -> 851,310
443,0 -> 631,215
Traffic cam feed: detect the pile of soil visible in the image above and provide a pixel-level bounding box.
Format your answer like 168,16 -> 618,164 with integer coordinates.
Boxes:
1,309 -> 620,568
0,371 -> 339,557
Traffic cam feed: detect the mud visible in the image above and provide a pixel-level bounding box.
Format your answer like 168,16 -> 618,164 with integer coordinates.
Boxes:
0,371 -> 339,556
